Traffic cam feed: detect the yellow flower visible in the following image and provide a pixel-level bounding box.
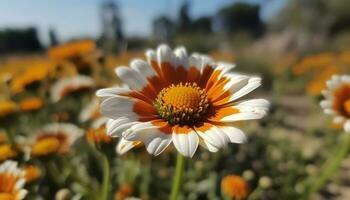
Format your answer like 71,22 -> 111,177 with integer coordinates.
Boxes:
19,97 -> 44,112
0,161 -> 27,200
221,175 -> 249,200
24,165 -> 41,183
0,100 -> 17,117
47,40 -> 96,60
0,144 -> 17,161
293,52 -> 335,75
31,123 -> 83,156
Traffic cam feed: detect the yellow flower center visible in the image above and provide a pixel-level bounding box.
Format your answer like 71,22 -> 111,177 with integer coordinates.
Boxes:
155,82 -> 210,125
32,137 -> 60,156
0,144 -> 17,161
345,99 -> 350,115
0,193 -> 14,200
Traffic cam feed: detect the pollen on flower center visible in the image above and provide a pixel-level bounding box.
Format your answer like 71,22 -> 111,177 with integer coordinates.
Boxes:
154,82 -> 210,125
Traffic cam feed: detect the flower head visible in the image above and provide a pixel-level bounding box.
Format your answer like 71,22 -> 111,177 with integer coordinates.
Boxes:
30,123 -> 83,156
23,165 -> 41,183
0,100 -> 17,117
221,175 -> 249,200
97,44 -> 269,157
321,75 -> 350,133
19,97 -> 44,112
86,118 -> 113,144
50,75 -> 95,102
0,144 -> 17,162
0,161 -> 27,200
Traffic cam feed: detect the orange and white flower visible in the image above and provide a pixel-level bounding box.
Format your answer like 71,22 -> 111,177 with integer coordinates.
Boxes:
0,160 -> 27,200
50,75 -> 95,102
321,75 -> 350,133
97,44 -> 269,157
30,123 -> 83,156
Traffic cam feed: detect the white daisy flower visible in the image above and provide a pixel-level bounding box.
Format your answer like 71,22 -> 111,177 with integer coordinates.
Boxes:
321,74 -> 350,133
96,44 -> 269,157
50,75 -> 95,102
0,160 -> 27,200
29,123 -> 84,156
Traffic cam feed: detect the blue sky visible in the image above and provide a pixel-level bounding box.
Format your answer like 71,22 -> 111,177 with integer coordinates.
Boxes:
0,0 -> 286,45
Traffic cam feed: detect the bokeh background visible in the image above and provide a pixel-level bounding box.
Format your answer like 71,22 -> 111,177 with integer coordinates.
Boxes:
1,0 -> 350,199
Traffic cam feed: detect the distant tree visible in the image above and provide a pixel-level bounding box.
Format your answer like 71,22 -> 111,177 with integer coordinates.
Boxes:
177,1 -> 192,33
215,3 -> 264,37
153,16 -> 175,44
0,28 -> 42,53
49,28 -> 59,46
192,16 -> 212,33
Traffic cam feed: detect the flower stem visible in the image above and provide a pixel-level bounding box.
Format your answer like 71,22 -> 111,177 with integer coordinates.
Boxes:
101,153 -> 110,200
170,153 -> 185,200
305,133 -> 350,199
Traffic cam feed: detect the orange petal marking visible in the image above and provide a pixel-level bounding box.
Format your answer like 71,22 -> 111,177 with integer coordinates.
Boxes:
172,125 -> 193,134
151,119 -> 172,135
208,106 -> 240,122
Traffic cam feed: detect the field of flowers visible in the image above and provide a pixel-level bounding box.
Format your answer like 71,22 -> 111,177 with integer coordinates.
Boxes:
0,39 -> 350,200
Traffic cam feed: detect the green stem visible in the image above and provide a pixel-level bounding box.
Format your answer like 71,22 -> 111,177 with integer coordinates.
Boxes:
305,133 -> 350,199
170,153 -> 185,200
101,153 -> 110,200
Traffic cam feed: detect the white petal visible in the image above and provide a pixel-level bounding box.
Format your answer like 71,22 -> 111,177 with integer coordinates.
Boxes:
157,44 -> 174,64
100,96 -> 137,119
320,100 -> 331,109
106,118 -> 138,137
199,139 -> 219,152
333,116 -> 345,124
123,122 -> 172,156
220,126 -> 247,143
228,77 -> 262,102
174,46 -> 188,67
115,67 -> 148,91
344,120 -> 350,133
172,129 -> 199,157
130,59 -> 156,79
96,87 -> 130,98
116,138 -> 140,154
195,125 -> 230,149
215,62 -> 236,78
219,99 -> 269,122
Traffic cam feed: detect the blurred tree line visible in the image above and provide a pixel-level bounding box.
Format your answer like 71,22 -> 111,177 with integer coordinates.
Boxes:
0,28 -> 42,54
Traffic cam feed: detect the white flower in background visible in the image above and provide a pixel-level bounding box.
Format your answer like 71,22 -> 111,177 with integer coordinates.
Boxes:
29,123 -> 84,156
50,75 -> 95,102
0,160 -> 27,200
79,97 -> 100,122
321,75 -> 350,133
97,44 -> 269,157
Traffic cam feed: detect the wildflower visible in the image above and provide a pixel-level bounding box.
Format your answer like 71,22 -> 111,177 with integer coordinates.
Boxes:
47,40 -> 96,60
221,175 -> 249,200
0,144 -> 17,162
24,165 -> 41,183
86,118 -> 113,144
320,75 -> 350,133
0,160 -> 27,200
50,75 -> 95,102
0,100 -> 17,117
19,97 -> 44,112
79,98 -> 100,122
30,123 -> 83,156
97,44 -> 269,157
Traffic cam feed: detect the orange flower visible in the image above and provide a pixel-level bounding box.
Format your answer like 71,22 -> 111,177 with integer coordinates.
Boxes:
24,165 -> 41,183
221,175 -> 249,200
0,100 -> 17,117
97,44 -> 269,157
86,118 -> 113,144
114,184 -> 133,200
0,144 -> 17,161
0,161 -> 27,200
31,123 -> 83,156
19,97 -> 44,112
48,40 -> 96,60
321,75 -> 350,133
